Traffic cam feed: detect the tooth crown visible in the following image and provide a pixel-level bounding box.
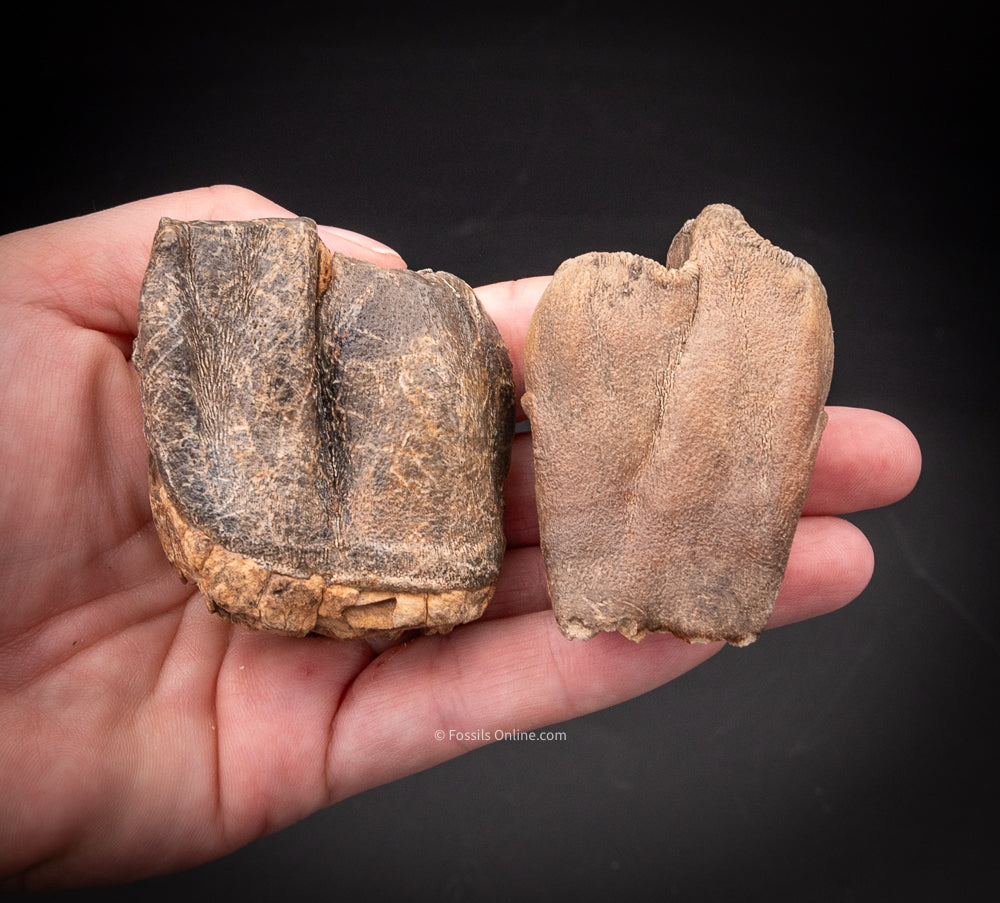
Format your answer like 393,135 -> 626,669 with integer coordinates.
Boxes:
135,217 -> 514,638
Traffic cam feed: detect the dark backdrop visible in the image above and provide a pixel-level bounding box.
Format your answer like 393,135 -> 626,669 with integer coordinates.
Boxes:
5,4 -> 994,900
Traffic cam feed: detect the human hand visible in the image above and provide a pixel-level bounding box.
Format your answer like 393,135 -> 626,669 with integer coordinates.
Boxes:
0,186 -> 921,889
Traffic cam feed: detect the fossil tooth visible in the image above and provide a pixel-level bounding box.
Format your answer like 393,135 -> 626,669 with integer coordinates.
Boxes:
522,204 -> 833,645
135,217 -> 514,639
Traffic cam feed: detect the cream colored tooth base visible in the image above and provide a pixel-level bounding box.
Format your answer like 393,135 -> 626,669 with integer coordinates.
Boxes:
148,464 -> 494,640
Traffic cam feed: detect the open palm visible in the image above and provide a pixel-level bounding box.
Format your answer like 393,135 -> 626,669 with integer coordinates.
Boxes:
0,186 -> 921,889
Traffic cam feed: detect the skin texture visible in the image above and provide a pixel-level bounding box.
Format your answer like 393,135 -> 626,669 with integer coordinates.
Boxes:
0,186 -> 922,889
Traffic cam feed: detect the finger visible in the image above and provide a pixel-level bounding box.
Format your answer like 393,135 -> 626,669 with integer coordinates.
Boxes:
328,508 -> 875,799
804,406 -> 921,515
474,276 -> 552,418
477,280 -> 920,519
502,433 -> 540,549
504,405 -> 920,534
480,546 -> 549,621
1,185 -> 406,340
315,224 -> 405,269
327,610 -> 720,802
769,514 -> 874,628
503,405 -> 919,547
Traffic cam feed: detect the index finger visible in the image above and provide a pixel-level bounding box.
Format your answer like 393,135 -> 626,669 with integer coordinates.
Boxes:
475,276 -> 552,418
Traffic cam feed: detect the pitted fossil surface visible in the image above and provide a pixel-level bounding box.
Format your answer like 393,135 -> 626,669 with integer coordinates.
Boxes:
522,204 -> 834,646
135,217 -> 515,639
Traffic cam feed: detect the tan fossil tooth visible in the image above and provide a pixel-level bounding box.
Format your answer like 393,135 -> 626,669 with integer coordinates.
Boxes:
522,204 -> 833,645
135,217 -> 514,639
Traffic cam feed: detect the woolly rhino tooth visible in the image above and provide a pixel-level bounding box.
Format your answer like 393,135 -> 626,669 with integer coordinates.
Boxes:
134,217 -> 515,639
522,204 -> 834,646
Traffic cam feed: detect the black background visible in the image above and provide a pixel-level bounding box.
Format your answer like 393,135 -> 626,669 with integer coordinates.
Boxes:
5,3 -> 995,900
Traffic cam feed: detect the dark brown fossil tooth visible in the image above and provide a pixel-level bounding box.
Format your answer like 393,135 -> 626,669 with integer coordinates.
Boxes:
522,204 -> 834,646
135,217 -> 514,639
